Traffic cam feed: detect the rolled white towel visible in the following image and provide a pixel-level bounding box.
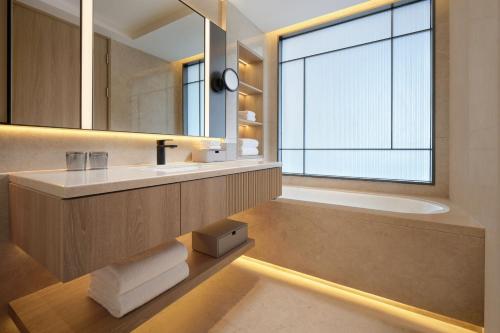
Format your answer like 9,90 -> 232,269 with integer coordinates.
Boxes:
238,138 -> 259,148
90,240 -> 187,295
239,147 -> 259,156
89,261 -> 189,318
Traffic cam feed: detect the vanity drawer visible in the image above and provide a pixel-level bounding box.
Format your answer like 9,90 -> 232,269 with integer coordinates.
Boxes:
10,183 -> 181,281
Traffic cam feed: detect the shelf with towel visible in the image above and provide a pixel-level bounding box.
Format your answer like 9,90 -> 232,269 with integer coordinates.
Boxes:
239,119 -> 263,126
9,233 -> 255,333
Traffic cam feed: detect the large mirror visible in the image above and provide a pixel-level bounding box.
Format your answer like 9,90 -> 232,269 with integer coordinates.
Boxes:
5,0 -> 226,138
93,0 -> 207,136
8,0 -> 81,128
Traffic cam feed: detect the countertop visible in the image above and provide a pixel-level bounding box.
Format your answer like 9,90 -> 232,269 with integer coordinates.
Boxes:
9,160 -> 282,199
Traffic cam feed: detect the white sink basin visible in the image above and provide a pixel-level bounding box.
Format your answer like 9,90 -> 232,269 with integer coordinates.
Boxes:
142,163 -> 200,173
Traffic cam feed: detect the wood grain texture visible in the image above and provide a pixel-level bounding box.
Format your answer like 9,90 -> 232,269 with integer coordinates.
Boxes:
9,183 -> 181,281
93,34 -> 109,130
0,0 -> 6,123
12,3 -> 80,128
227,168 -> 282,216
9,168 -> 280,282
62,183 -> 181,281
180,176 -> 228,234
9,184 -> 64,279
9,234 -> 255,333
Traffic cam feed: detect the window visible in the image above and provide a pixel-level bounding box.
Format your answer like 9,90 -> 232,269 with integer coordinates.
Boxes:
278,0 -> 433,183
183,61 -> 205,136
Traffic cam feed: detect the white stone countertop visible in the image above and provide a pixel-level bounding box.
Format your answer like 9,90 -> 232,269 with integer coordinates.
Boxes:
9,160 -> 282,199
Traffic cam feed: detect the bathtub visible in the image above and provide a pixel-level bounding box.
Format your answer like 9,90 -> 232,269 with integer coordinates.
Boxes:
232,184 -> 484,325
280,186 -> 449,215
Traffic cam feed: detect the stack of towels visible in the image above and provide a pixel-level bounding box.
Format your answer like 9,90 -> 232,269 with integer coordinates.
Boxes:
88,240 -> 189,318
239,138 -> 259,156
238,110 -> 256,122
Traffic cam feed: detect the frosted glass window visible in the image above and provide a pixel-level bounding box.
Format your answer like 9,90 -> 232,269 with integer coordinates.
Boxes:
305,41 -> 391,149
185,64 -> 200,83
280,60 -> 304,149
393,32 -> 432,148
278,0 -> 433,183
281,11 -> 391,62
393,0 -> 431,36
186,83 -> 200,135
281,150 -> 304,174
183,61 -> 204,136
305,150 -> 431,182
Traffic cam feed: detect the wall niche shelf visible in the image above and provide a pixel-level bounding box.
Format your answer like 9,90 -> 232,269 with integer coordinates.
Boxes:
237,42 -> 264,159
9,233 -> 255,333
239,119 -> 263,127
239,81 -> 263,95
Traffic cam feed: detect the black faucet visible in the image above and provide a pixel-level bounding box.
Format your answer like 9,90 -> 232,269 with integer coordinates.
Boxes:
157,139 -> 178,165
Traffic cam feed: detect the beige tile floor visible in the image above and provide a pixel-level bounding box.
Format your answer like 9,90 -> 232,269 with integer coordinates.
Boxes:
136,257 -> 475,333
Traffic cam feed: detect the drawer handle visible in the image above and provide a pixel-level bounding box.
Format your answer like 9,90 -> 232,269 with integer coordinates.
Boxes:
232,231 -> 236,235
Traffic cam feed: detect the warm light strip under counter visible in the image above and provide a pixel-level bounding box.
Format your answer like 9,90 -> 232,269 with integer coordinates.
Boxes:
234,256 -> 483,333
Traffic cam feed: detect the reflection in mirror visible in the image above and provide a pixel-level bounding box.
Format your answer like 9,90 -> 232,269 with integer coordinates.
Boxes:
9,0 -> 81,128
92,0 -> 205,136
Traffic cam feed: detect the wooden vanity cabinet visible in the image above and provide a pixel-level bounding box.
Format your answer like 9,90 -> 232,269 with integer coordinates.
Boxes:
9,167 -> 282,281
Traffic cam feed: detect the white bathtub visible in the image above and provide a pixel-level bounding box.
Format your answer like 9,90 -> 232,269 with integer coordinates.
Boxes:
280,186 -> 449,215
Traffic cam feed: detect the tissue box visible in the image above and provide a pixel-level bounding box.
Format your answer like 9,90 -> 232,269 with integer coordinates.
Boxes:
192,149 -> 226,162
192,219 -> 248,258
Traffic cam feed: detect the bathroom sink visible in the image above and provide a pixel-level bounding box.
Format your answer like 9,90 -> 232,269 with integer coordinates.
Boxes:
142,163 -> 200,173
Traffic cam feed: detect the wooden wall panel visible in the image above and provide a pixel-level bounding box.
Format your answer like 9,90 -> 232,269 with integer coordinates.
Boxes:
227,167 -> 282,215
181,176 -> 228,234
12,3 -> 80,128
93,34 -> 109,130
0,0 -> 6,123
62,183 -> 180,281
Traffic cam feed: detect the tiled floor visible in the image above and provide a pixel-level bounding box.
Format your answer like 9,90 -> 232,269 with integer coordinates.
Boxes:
136,257 -> 459,333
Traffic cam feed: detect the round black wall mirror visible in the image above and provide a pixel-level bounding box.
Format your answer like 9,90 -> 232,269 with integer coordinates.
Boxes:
212,68 -> 239,92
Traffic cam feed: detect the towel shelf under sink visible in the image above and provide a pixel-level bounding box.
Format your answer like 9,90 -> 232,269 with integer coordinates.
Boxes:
9,233 -> 255,333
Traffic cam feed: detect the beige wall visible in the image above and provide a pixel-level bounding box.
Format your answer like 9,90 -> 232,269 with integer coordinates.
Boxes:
449,0 -> 500,332
266,0 -> 450,198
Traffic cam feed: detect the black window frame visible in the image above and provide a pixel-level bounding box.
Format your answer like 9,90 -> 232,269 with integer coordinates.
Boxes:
277,0 -> 435,185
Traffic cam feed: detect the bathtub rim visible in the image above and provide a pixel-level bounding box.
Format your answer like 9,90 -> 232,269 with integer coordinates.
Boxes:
277,185 -> 484,238
280,185 -> 450,215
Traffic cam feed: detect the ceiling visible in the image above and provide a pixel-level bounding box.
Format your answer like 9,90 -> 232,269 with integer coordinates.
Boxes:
21,0 -> 204,62
228,0 -> 366,32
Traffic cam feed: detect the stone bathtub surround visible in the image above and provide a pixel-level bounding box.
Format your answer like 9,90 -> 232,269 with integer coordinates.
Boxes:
231,198 -> 485,326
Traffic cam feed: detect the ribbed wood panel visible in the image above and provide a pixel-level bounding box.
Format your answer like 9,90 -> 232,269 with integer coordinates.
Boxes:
227,167 -> 282,215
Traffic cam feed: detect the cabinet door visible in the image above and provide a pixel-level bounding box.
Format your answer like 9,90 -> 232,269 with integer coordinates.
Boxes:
227,168 -> 282,215
181,176 -> 228,234
62,183 -> 180,281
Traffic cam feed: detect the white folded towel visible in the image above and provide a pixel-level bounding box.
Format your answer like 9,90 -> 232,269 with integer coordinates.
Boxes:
238,138 -> 259,148
238,111 -> 256,122
89,261 -> 189,318
239,147 -> 259,156
90,240 -> 187,294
